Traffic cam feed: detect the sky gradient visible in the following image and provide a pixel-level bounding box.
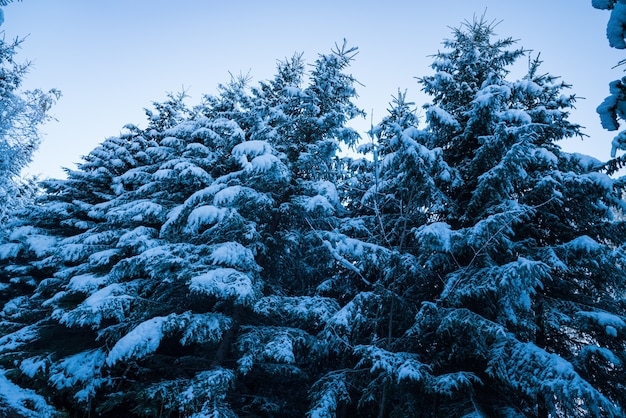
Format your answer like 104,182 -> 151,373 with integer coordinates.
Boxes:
2,0 -> 622,179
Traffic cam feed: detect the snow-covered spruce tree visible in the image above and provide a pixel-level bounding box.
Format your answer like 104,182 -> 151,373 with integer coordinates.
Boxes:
0,90 -> 254,416
223,43 -> 369,416
304,91 -> 459,418
0,90 -> 150,361
368,18 -> 625,417
0,43 -> 367,417
0,92 -> 196,311
360,91 -> 456,251
247,42 -> 364,295
308,18 -> 626,417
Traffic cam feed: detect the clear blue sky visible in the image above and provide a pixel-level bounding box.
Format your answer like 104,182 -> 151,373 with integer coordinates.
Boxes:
2,0 -> 622,179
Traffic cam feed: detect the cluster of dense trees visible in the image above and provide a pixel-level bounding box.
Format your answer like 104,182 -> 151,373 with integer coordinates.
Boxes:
1,10 -> 626,418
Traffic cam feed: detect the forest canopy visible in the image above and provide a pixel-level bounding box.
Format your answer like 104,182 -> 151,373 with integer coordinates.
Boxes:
0,14 -> 625,418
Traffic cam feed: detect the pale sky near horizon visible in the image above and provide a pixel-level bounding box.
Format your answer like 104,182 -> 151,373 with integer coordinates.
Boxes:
2,1 -> 623,179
